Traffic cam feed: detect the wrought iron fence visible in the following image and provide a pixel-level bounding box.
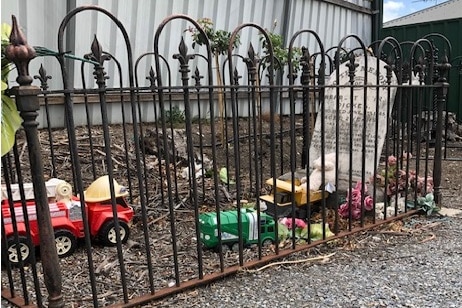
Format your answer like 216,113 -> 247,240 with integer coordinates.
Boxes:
1,5 -> 452,308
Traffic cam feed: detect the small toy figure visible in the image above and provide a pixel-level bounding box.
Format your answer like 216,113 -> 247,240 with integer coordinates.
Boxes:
55,180 -> 73,203
83,175 -> 129,203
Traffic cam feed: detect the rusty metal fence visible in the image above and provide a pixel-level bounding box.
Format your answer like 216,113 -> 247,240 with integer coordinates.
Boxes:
1,6 -> 453,308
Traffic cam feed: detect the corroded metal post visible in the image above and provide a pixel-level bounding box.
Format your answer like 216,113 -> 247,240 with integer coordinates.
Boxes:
300,47 -> 310,168
433,56 -> 451,205
5,15 -> 64,307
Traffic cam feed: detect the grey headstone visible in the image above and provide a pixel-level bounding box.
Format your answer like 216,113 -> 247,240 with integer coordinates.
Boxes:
309,56 -> 398,182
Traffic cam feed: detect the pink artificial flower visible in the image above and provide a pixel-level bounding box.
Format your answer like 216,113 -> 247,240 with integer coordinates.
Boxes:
388,155 -> 397,166
349,189 -> 361,204
295,218 -> 307,229
414,176 -> 434,194
339,202 -> 362,219
286,220 -> 294,229
339,181 -> 375,220
426,177 -> 434,192
338,203 -> 350,218
280,217 -> 307,230
364,195 -> 374,211
352,207 -> 361,220
279,217 -> 290,228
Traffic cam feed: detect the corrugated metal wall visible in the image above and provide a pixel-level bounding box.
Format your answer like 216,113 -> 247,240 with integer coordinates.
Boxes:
287,0 -> 372,53
382,18 -> 462,120
2,0 -> 373,89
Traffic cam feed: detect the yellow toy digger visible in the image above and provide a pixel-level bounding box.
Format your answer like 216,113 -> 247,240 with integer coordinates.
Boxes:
259,177 -> 329,218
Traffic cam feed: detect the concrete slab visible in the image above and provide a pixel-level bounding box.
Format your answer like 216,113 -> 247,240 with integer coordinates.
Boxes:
439,207 -> 462,217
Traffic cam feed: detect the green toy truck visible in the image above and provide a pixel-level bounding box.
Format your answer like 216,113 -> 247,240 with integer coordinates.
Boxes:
199,208 -> 276,251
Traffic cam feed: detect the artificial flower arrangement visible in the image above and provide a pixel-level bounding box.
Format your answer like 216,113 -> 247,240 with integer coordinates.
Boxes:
338,153 -> 435,220
338,181 -> 374,219
375,153 -> 434,198
277,217 -> 334,242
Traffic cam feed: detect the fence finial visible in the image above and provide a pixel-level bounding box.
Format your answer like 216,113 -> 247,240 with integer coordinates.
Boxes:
4,15 -> 36,86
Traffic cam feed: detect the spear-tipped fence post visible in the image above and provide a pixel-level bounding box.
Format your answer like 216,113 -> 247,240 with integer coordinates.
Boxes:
5,15 -> 64,308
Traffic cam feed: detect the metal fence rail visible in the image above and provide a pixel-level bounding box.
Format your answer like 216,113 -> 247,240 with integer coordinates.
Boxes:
1,6 -> 452,308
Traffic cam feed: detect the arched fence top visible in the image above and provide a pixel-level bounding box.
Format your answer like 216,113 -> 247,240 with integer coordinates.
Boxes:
153,14 -> 214,88
227,23 -> 275,86
57,5 -> 135,89
287,29 -> 326,86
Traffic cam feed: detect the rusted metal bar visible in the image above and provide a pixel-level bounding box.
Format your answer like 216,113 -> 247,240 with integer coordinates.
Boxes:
5,15 -> 64,308
1,289 -> 37,308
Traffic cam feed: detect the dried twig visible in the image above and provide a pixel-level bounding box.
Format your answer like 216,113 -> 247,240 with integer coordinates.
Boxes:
148,203 -> 183,226
420,232 -> 436,243
242,252 -> 336,273
413,222 -> 442,232
94,148 -> 123,166
369,230 -> 411,236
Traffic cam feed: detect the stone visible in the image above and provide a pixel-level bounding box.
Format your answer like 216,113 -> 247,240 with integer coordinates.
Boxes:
309,56 -> 398,183
439,207 -> 462,217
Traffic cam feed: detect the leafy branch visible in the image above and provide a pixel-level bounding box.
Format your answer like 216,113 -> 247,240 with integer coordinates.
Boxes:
259,20 -> 302,73
187,18 -> 241,143
189,18 -> 240,55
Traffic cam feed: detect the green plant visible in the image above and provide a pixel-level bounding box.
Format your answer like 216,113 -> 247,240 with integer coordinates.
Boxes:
259,20 -> 302,73
188,18 -> 241,142
164,106 -> 185,124
189,18 -> 240,55
1,22 -> 22,157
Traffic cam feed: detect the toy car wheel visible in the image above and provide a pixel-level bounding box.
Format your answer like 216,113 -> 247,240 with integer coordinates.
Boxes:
220,244 -> 230,254
54,230 -> 77,258
99,221 -> 130,246
262,239 -> 273,247
7,236 -> 32,265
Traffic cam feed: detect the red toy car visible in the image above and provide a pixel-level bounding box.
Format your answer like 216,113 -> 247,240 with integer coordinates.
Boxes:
2,175 -> 134,265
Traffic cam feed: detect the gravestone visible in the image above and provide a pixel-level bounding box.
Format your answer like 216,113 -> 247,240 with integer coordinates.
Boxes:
309,55 -> 398,184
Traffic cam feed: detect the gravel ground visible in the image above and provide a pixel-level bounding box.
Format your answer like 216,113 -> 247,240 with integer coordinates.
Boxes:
151,213 -> 462,308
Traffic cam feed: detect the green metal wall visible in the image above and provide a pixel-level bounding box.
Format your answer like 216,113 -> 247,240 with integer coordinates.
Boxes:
381,18 -> 462,121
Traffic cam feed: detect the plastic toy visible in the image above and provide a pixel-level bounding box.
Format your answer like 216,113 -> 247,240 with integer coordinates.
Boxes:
259,177 -> 328,218
199,208 -> 275,251
2,175 -> 134,265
